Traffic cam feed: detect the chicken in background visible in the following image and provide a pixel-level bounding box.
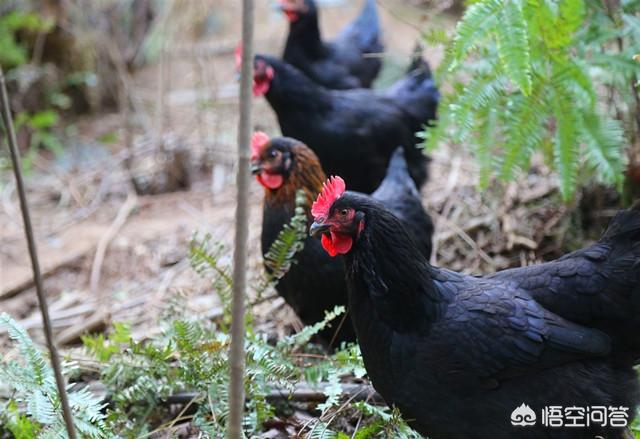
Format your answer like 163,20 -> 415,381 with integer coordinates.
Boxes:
279,0 -> 383,90
310,178 -> 640,439
250,53 -> 438,194
384,46 -> 437,132
252,132 -> 433,346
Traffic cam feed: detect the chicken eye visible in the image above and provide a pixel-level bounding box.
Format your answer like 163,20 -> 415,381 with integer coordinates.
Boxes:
268,149 -> 278,158
339,209 -> 349,216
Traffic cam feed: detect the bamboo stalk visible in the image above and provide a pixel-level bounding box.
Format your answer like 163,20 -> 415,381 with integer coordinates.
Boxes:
227,0 -> 255,437
0,67 -> 78,438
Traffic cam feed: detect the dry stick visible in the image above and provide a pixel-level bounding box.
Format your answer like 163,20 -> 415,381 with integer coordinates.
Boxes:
90,192 -> 137,308
0,67 -> 78,438
227,0 -> 255,437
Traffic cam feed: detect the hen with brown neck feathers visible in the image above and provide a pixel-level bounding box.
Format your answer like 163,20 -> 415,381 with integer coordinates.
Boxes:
252,133 -> 433,347
311,180 -> 640,438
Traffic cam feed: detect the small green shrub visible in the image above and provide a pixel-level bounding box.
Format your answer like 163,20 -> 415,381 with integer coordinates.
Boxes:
0,11 -> 52,68
0,313 -> 108,438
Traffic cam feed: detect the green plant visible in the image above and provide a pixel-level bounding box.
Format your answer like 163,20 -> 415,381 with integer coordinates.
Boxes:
0,11 -> 52,68
423,0 -> 638,200
262,190 -> 309,283
0,313 -> 108,438
13,110 -> 64,169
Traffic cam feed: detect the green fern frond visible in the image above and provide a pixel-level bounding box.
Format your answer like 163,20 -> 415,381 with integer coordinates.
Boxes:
0,313 -> 50,387
189,233 -> 233,288
263,190 -> 308,282
551,84 -> 580,200
449,74 -> 507,143
443,0 -> 504,72
278,305 -> 346,351
500,87 -> 547,179
474,106 -> 498,188
495,1 -> 532,94
579,112 -> 626,188
551,55 -> 596,107
0,313 -> 108,438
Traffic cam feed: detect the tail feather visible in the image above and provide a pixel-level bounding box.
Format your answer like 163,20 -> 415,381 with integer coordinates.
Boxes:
385,147 -> 414,185
372,148 -> 420,201
386,50 -> 438,128
343,0 -> 381,50
406,42 -> 431,77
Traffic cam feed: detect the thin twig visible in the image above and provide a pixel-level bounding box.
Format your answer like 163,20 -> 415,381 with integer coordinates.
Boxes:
0,66 -> 78,439
228,0 -> 255,436
90,192 -> 138,305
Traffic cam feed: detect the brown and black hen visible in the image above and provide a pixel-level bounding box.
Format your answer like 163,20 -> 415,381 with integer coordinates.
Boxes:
279,0 -> 383,89
252,133 -> 433,347
310,179 -> 640,439
251,54 -> 438,194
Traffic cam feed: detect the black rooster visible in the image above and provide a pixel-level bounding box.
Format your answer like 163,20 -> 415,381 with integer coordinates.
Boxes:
279,0 -> 383,89
310,179 -> 640,439
252,54 -> 438,194
252,133 -> 432,346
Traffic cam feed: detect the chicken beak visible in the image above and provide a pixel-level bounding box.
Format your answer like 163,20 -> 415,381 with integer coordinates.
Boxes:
250,162 -> 262,175
309,221 -> 330,238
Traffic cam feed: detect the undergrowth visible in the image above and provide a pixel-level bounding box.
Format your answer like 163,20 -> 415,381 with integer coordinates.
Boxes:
422,0 -> 639,201
0,191 -> 416,438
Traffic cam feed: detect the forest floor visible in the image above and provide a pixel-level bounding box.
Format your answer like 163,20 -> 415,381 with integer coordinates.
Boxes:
0,0 -> 621,436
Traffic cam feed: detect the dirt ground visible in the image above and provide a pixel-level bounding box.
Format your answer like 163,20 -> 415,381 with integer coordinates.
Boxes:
0,0 -> 586,354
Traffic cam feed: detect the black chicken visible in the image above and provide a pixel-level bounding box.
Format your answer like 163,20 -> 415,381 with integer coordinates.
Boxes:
310,179 -> 640,439
252,54 -> 438,194
252,133 -> 433,346
279,0 -> 383,89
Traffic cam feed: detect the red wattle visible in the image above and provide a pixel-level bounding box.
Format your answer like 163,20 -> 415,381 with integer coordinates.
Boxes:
321,232 -> 353,257
257,173 -> 283,189
253,79 -> 270,97
284,11 -> 299,22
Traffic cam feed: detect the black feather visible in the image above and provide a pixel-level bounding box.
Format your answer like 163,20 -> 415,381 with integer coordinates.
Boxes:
282,0 -> 383,89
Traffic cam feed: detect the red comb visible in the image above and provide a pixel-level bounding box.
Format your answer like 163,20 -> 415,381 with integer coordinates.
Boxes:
251,131 -> 270,160
235,43 -> 242,71
312,176 -> 346,221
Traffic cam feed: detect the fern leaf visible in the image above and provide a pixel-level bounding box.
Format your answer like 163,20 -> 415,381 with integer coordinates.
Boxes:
495,1 -> 533,95
444,0 -> 504,72
551,84 -> 579,200
473,106 -> 498,188
501,86 -> 546,179
579,112 -> 626,188
263,190 -> 308,282
449,74 -> 506,143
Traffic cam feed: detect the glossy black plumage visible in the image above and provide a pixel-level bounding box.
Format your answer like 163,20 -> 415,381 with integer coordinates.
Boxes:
371,147 -> 433,259
320,195 -> 640,438
255,54 -> 439,194
282,0 -> 383,89
257,139 -> 433,346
